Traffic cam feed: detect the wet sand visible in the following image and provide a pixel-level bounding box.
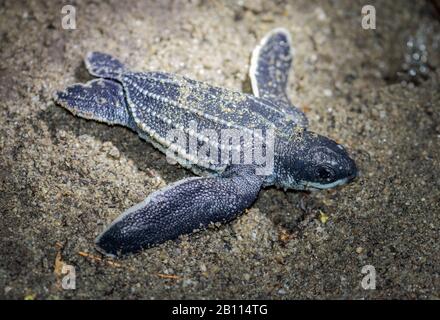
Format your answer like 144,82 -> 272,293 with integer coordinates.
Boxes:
0,0 -> 439,299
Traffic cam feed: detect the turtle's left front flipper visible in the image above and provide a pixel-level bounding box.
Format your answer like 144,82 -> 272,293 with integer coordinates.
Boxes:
250,28 -> 308,127
95,166 -> 263,256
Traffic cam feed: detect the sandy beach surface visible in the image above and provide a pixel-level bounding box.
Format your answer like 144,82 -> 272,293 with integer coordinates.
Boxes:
0,0 -> 439,299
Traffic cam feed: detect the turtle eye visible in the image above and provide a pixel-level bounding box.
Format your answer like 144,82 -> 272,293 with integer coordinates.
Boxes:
315,166 -> 335,182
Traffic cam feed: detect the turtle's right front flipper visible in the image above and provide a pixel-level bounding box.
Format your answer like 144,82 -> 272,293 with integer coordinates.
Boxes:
95,166 -> 263,256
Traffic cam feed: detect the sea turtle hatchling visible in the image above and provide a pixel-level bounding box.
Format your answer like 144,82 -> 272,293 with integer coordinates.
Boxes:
55,28 -> 357,256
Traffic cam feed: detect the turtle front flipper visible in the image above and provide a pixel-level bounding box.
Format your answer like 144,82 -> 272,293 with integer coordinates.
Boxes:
95,166 -> 264,256
54,78 -> 134,128
249,28 -> 308,127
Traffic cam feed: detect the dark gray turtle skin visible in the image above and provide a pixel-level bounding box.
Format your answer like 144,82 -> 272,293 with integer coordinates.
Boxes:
55,28 -> 357,256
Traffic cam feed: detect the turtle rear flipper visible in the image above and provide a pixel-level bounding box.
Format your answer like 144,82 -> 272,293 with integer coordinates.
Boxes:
250,28 -> 308,127
95,165 -> 263,256
54,78 -> 134,128
85,51 -> 125,79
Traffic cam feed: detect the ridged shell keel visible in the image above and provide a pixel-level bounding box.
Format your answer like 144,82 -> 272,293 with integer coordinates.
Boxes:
121,72 -> 287,175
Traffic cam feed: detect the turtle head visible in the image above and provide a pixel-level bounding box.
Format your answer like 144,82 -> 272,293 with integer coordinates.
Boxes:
277,129 -> 357,190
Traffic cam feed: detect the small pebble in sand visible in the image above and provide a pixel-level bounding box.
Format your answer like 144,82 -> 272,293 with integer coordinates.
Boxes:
319,211 -> 329,224
101,141 -> 121,159
323,89 -> 333,97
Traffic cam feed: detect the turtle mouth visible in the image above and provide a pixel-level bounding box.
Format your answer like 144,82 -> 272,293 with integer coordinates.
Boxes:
348,170 -> 358,182
302,175 -> 355,190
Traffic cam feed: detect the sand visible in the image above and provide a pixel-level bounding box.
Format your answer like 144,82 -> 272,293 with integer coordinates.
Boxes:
0,0 -> 439,299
